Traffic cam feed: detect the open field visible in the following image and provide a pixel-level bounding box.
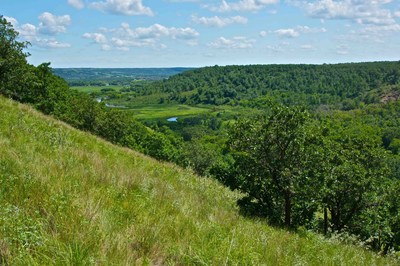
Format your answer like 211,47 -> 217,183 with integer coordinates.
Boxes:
126,104 -> 214,121
70,85 -> 125,93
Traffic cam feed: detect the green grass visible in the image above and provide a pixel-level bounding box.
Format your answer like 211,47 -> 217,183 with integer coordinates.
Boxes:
109,92 -> 170,106
0,96 -> 397,265
126,104 -> 213,121
71,85 -> 124,93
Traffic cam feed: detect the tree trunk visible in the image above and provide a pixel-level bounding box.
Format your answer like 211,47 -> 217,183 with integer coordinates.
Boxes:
284,191 -> 291,227
324,207 -> 328,235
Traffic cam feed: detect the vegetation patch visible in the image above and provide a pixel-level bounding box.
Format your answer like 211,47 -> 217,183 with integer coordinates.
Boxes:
0,96 -> 397,265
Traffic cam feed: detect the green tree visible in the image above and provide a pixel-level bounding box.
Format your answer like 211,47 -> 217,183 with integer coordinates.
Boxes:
319,120 -> 389,233
0,15 -> 30,100
227,105 -> 321,227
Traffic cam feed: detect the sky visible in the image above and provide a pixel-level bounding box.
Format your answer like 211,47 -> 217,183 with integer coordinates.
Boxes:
1,0 -> 400,67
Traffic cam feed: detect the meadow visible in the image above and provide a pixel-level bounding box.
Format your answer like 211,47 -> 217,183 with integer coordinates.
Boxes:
70,85 -> 124,94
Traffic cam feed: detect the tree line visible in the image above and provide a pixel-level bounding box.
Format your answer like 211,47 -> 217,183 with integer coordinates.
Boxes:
143,62 -> 400,108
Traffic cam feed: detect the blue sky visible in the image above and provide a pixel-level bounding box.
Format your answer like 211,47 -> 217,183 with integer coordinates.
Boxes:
2,0 -> 400,67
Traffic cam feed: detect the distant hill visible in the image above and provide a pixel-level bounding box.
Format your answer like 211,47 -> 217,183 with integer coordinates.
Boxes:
53,67 -> 194,84
0,96 -> 397,265
146,61 -> 400,107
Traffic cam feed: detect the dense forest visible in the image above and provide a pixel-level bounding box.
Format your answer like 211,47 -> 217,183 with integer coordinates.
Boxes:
1,15 -> 400,257
141,62 -> 400,108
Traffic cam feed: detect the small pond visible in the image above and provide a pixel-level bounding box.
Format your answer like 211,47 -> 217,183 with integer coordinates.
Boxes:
167,117 -> 178,122
105,103 -> 128,108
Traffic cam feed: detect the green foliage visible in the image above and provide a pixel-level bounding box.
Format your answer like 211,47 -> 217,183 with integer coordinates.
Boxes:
227,105 -> 321,227
0,15 -> 30,101
319,118 -> 389,233
0,96 -> 397,265
147,63 -> 400,108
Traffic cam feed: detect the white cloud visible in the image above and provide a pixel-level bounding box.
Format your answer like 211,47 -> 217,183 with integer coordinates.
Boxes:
84,23 -> 199,50
192,15 -> 248,27
290,1 -> 400,42
83,32 -> 108,43
39,39 -> 71,48
362,23 -> 400,33
259,30 -> 268,37
7,14 -> 71,49
208,36 -> 255,49
38,12 -> 71,35
68,0 -> 85,9
297,25 -> 327,33
275,29 -> 300,38
206,0 -> 279,12
295,0 -> 397,26
274,25 -> 327,38
275,28 -> 300,38
19,23 -> 37,39
90,0 -> 154,16
4,16 -> 18,26
129,23 -> 199,40
266,44 -> 284,52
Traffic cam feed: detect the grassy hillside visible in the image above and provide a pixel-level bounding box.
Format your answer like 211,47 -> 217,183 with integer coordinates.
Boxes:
0,96 -> 397,265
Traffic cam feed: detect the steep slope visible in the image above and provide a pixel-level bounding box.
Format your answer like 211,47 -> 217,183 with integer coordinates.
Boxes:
0,96 -> 396,265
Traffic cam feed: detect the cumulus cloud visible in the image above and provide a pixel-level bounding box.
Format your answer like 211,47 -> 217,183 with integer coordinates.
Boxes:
83,23 -> 199,50
38,12 -> 71,35
275,28 -> 300,38
206,0 -> 279,12
289,0 -> 400,40
38,39 -> 71,48
4,16 -> 18,26
259,30 -> 268,37
90,0 -> 154,16
208,36 -> 255,49
83,32 -> 108,43
293,0 -> 397,26
266,44 -> 285,52
83,32 -> 113,50
19,23 -> 38,39
362,23 -> 400,33
274,25 -> 327,38
125,23 -> 199,40
297,25 -> 327,33
6,13 -> 71,49
68,0 -> 85,9
192,15 -> 248,27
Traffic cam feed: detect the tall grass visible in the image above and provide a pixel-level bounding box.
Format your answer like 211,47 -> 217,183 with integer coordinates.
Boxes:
0,96 -> 397,265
